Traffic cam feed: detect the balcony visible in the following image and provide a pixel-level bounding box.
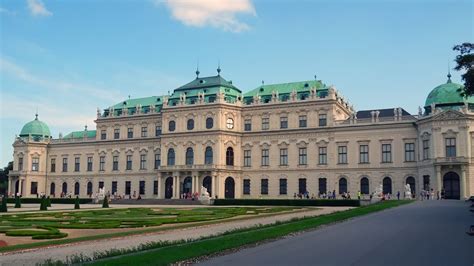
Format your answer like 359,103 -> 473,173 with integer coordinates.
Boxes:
434,156 -> 469,165
157,164 -> 241,171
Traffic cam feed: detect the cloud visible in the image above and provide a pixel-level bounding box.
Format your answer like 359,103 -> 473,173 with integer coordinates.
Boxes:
157,0 -> 256,32
27,0 -> 52,17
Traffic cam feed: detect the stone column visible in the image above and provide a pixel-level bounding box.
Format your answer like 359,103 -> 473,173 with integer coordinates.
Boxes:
192,175 -> 197,194
8,178 -> 13,196
435,166 -> 442,192
460,167 -> 466,200
19,179 -> 23,196
173,176 -> 179,199
212,175 -> 217,199
158,176 -> 163,199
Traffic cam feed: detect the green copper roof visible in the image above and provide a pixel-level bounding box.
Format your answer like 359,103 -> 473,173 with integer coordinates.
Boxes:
424,76 -> 474,107
176,75 -> 241,92
243,80 -> 327,104
19,114 -> 51,137
63,130 -> 96,139
106,96 -> 165,116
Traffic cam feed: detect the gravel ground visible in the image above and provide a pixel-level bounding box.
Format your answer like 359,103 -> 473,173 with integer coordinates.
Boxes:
0,206 -> 351,266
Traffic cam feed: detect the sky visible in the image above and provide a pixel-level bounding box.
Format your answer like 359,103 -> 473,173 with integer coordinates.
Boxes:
0,0 -> 472,166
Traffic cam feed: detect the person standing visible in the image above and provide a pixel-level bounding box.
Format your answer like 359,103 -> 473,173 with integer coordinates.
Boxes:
397,191 -> 400,200
357,191 -> 361,200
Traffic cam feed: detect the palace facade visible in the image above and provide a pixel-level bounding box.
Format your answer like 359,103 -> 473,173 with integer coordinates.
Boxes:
8,69 -> 474,200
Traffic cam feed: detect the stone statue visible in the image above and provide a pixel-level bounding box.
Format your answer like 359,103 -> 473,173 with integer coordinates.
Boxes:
405,183 -> 412,199
372,184 -> 383,201
199,186 -> 211,205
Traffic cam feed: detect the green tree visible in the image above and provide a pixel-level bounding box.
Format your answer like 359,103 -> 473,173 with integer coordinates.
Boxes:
0,161 -> 13,196
0,195 -> 7,212
46,196 -> 51,207
453,42 -> 474,97
74,196 -> 80,209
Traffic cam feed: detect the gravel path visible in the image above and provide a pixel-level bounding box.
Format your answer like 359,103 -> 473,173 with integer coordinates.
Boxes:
0,207 -> 351,265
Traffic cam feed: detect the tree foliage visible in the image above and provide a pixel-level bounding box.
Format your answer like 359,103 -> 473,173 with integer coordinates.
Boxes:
453,42 -> 474,97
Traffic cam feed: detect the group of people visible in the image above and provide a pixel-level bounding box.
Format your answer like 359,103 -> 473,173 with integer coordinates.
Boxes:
420,188 -> 445,200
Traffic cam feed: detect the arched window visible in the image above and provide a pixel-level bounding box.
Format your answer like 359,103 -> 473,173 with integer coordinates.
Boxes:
339,177 -> 347,194
406,176 -> 416,195
74,182 -> 80,195
167,148 -> 175,166
206,117 -> 214,129
169,120 -> 176,132
185,147 -> 194,165
383,177 -> 392,194
62,182 -> 68,194
50,182 -> 56,196
226,147 -> 234,166
205,147 -> 213,164
360,177 -> 369,194
187,119 -> 194,130
87,181 -> 93,195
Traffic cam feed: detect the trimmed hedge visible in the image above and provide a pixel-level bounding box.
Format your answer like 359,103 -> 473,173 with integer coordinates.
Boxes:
214,199 -> 360,207
6,198 -> 93,204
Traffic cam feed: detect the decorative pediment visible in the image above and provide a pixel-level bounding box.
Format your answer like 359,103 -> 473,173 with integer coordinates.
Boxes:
242,142 -> 253,148
278,140 -> 290,147
431,109 -> 465,121
316,138 -> 330,146
259,141 -> 271,148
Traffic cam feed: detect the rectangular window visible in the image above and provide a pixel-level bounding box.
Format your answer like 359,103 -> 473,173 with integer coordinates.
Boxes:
154,153 -> 161,169
127,127 -> 133,138
382,144 -> 392,163
299,178 -> 307,194
319,147 -> 327,165
62,158 -> 68,172
279,179 -> 287,195
30,182 -> 38,195
140,154 -> 146,169
126,155 -> 132,170
141,126 -> 148,137
112,181 -> 118,195
50,158 -> 56,172
113,156 -> 119,171
73,157 -> 79,172
155,125 -> 162,136
114,128 -> 120,139
423,140 -> 430,160
319,114 -> 327,127
139,180 -> 145,195
32,157 -> 39,172
18,157 -> 23,171
338,146 -> 348,164
101,130 -> 106,140
244,119 -> 252,131
299,115 -> 307,128
261,149 -> 269,166
280,148 -> 288,166
244,150 -> 252,167
405,143 -> 415,162
125,181 -> 131,195
99,181 -> 104,189
261,179 -> 269,195
445,138 -> 456,157
99,156 -> 105,171
280,116 -> 288,129
262,117 -> 269,130
153,180 -> 158,195
359,145 -> 369,163
299,148 -> 307,165
87,157 -> 93,171
243,179 -> 251,195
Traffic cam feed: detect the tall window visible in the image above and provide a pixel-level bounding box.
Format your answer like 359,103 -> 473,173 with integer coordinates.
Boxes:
155,125 -> 162,136
205,147 -> 213,164
280,116 -> 288,129
339,177 -> 348,194
139,181 -> 145,195
187,119 -> 194,130
125,181 -> 131,195
114,128 -> 120,139
141,126 -> 148,137
319,147 -> 327,165
445,138 -> 456,157
405,143 -> 415,162
126,155 -> 132,170
262,117 -> 269,130
422,140 -> 430,160
153,180 -> 158,195
113,156 -> 119,171
243,179 -> 251,195
338,146 -> 347,164
87,182 -> 93,195
87,157 -> 93,171
318,178 -> 327,194
299,115 -> 307,128
298,178 -> 307,194
382,144 -> 392,163
62,158 -> 68,172
299,148 -> 307,165
244,150 -> 251,167
99,156 -> 105,171
280,148 -> 288,166
31,182 -> 38,195
359,145 -> 369,163
360,177 -> 369,194
261,149 -> 269,166
101,130 -> 106,140
18,157 -> 23,171
127,127 -> 133,138
154,153 -> 161,169
261,179 -> 269,194
140,154 -> 147,169
226,147 -> 234,166
74,157 -> 80,172
206,117 -> 213,129
112,181 -> 118,195
50,158 -> 56,172
74,182 -> 80,195
244,119 -> 252,131
319,114 -> 327,127
167,149 -> 175,166
185,148 -> 194,165
168,120 -> 176,132
279,178 -> 287,195
32,157 -> 39,171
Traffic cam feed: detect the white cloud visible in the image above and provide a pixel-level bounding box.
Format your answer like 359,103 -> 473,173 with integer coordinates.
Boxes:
27,0 -> 52,17
157,0 -> 256,32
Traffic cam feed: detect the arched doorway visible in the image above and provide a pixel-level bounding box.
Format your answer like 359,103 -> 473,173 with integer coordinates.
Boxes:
182,176 -> 192,196
443,172 -> 460,199
165,177 -> 173,199
339,177 -> 347,194
87,182 -> 93,196
406,176 -> 416,196
225,177 -> 235,199
74,182 -> 80,195
203,176 -> 212,196
383,177 -> 392,194
50,182 -> 56,196
62,182 -> 68,194
360,177 -> 369,195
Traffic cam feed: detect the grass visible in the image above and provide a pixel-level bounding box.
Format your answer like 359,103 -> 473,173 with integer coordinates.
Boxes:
40,200 -> 412,266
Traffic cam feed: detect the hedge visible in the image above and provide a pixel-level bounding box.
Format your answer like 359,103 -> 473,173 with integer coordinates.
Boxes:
6,198 -> 93,204
213,199 -> 360,207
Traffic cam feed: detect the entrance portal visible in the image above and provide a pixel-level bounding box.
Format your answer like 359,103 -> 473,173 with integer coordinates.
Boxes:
165,177 -> 173,199
203,176 -> 212,196
225,177 -> 235,199
443,172 -> 460,199
183,177 -> 192,196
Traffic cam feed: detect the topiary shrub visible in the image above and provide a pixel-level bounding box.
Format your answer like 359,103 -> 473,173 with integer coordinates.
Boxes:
102,195 -> 109,208
0,195 -> 7,213
40,196 -> 48,211
74,196 -> 80,209
46,196 -> 51,207
14,196 -> 21,208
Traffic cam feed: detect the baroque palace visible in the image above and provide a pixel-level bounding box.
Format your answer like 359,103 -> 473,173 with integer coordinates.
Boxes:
8,68 -> 474,200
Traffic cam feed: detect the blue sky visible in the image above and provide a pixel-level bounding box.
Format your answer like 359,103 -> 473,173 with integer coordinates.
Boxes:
0,0 -> 472,166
